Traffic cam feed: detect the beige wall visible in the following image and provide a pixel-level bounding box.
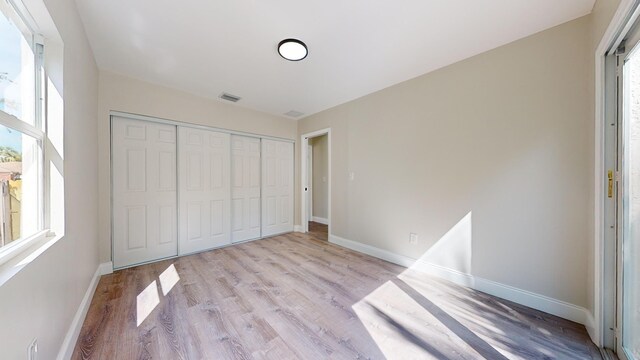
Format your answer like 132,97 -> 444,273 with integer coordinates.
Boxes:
98,71 -> 298,262
0,0 -> 100,358
298,16 -> 594,307
310,135 -> 329,220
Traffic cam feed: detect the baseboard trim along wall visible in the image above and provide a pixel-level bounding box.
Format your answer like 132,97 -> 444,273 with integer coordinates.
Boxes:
311,216 -> 329,225
294,225 -> 304,233
329,234 -> 415,267
328,234 -> 593,335
99,261 -> 114,275
57,262 -> 112,360
584,311 -> 597,344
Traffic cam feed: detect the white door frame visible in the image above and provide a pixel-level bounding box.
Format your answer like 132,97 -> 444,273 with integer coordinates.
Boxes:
301,128 -> 331,234
595,0 -> 640,349
307,144 -> 313,222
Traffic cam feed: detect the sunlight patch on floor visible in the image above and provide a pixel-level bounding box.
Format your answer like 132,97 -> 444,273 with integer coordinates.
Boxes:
159,263 -> 180,296
353,280 -> 478,359
398,271 -> 507,336
137,280 -> 160,326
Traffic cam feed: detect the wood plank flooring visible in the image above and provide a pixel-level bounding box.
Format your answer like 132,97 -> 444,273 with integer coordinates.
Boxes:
308,221 -> 328,241
73,233 -> 601,359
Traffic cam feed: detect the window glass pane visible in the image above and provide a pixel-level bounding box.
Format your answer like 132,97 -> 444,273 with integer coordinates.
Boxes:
0,4 -> 35,125
0,124 -> 39,247
623,48 -> 640,360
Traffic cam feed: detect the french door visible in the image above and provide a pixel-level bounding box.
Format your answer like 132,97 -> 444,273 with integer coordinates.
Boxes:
616,30 -> 640,360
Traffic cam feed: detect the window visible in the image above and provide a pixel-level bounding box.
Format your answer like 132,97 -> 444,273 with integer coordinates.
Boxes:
0,0 -> 46,251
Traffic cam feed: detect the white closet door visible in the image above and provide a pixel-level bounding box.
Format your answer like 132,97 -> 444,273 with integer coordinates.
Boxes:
231,135 -> 261,243
112,117 -> 177,269
262,139 -> 294,237
178,127 -> 231,255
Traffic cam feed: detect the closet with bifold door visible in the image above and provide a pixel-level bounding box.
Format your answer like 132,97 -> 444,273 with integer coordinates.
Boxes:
111,117 -> 178,269
231,135 -> 261,243
111,114 -> 294,269
261,139 -> 294,237
178,127 -> 231,255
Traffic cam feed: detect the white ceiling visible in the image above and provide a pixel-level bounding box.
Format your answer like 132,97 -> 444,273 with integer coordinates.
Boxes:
75,0 -> 595,119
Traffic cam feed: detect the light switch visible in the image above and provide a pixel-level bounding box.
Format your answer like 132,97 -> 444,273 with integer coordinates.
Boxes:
349,172 -> 355,181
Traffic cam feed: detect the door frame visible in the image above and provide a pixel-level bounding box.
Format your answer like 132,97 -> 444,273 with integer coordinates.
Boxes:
596,0 -> 640,350
307,144 -> 313,223
301,128 -> 331,234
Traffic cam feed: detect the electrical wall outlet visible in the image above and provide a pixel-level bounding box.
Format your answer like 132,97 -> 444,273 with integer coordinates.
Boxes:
28,338 -> 37,360
409,233 -> 418,244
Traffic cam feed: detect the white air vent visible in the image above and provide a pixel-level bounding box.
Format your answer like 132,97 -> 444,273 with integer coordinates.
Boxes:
219,92 -> 241,102
284,110 -> 304,118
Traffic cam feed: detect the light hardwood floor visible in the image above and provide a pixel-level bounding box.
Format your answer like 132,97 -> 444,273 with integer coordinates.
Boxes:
308,221 -> 328,241
73,233 -> 601,359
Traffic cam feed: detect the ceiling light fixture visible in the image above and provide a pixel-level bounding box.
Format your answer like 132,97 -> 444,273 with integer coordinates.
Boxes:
278,39 -> 308,61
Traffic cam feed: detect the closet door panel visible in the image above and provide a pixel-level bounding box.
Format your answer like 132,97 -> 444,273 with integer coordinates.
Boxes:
262,139 -> 294,237
112,117 -> 178,269
178,127 -> 231,254
231,135 -> 261,242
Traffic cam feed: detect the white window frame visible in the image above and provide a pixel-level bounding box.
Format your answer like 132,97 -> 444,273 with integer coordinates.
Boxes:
0,0 -> 51,265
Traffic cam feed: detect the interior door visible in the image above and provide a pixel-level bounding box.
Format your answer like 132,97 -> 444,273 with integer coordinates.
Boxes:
112,117 -> 178,269
178,127 -> 231,255
262,139 -> 294,237
231,135 -> 261,243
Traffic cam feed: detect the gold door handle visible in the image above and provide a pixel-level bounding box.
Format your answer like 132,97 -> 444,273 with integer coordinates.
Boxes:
608,170 -> 614,198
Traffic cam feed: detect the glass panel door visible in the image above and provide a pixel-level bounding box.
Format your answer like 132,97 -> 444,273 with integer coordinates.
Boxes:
620,41 -> 640,360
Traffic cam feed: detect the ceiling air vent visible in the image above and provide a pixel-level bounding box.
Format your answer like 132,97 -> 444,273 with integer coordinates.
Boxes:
284,110 -> 304,118
219,92 -> 241,102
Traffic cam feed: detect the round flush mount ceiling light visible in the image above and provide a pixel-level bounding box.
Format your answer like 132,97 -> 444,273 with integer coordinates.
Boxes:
278,39 -> 308,61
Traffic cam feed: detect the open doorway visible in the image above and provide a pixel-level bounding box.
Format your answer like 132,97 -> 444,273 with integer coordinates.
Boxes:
307,135 -> 328,240
301,129 -> 331,240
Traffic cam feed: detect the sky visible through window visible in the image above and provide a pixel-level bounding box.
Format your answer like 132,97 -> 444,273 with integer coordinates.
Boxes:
0,10 -> 24,154
0,124 -> 21,151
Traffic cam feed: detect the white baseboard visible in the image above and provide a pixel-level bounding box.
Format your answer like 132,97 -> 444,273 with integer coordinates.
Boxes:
413,260 -> 590,325
329,234 -> 592,329
57,262 -> 111,360
474,274 -> 589,325
584,311 -> 598,345
99,261 -> 113,275
329,234 -> 414,267
410,260 -> 475,287
294,225 -> 304,233
311,216 -> 329,225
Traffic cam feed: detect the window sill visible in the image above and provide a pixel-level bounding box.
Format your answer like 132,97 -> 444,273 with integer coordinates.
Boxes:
0,230 -> 62,288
